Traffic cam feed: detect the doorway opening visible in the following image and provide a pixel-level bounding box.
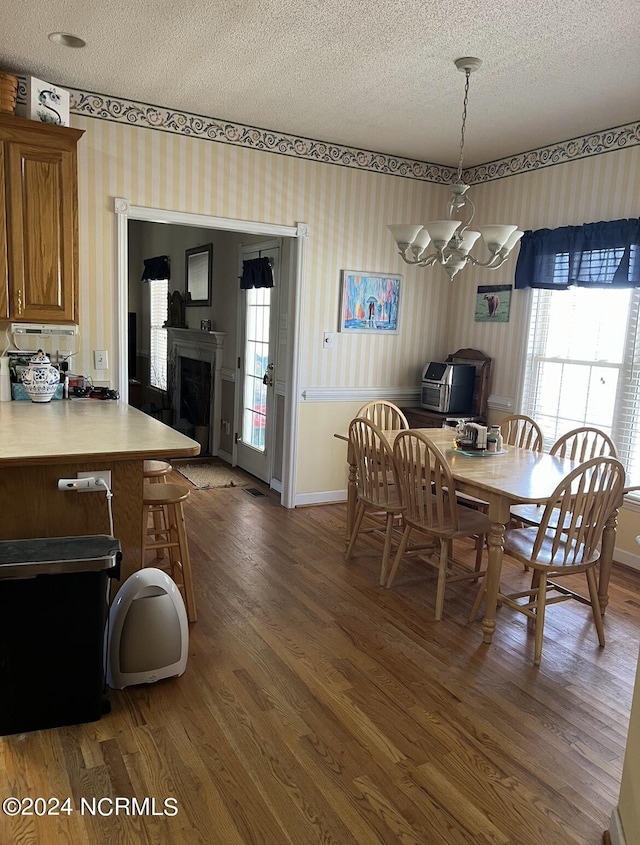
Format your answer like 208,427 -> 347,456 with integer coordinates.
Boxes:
115,199 -> 307,508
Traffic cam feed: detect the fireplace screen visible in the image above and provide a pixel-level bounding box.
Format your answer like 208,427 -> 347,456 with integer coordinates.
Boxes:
179,358 -> 211,426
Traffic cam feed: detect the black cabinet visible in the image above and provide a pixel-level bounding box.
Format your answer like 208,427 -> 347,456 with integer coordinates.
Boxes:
401,407 -> 483,429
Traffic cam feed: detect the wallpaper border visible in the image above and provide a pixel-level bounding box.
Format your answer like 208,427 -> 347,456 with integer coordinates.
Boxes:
16,77 -> 640,184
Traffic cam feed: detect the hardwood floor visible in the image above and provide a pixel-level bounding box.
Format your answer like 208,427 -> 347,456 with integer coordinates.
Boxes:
1,475 -> 638,844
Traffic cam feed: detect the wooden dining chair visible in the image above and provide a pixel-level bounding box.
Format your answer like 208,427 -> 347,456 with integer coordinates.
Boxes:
550,426 -> 618,461
456,414 -> 543,517
356,400 -> 408,498
386,430 -> 491,620
471,455 -> 626,665
511,426 -> 618,527
346,417 -> 405,586
500,414 -> 544,451
356,400 -> 409,431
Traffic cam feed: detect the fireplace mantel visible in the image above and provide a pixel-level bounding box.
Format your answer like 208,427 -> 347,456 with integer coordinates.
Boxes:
167,328 -> 226,455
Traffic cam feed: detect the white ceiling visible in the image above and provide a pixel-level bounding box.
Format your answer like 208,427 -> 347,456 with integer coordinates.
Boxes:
1,0 -> 639,167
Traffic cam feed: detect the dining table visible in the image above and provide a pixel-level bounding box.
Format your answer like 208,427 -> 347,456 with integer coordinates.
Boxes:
335,426 -> 632,645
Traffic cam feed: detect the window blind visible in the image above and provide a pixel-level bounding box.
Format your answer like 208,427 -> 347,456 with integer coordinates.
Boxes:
615,289 -> 640,489
521,286 -> 640,498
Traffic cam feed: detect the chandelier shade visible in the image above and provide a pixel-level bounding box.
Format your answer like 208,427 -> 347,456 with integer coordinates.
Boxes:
388,57 -> 523,279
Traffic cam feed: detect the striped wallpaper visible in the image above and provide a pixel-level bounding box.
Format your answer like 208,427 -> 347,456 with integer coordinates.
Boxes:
72,114 -> 453,391
7,102 -> 640,544
69,112 -> 640,405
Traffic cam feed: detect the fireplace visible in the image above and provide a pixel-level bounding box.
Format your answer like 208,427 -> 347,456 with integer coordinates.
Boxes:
180,358 -> 211,426
167,328 -> 225,455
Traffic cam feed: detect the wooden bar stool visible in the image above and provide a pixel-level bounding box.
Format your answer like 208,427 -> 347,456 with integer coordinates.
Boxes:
143,460 -> 172,559
143,459 -> 171,482
142,483 -> 197,623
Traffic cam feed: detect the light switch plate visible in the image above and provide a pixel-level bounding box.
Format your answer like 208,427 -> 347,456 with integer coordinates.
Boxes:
94,350 -> 108,370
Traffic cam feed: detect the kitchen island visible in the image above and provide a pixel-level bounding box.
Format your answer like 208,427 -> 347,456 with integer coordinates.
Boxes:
0,401 -> 199,581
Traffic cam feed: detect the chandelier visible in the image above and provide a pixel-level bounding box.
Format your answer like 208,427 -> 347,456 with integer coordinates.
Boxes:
388,58 -> 523,280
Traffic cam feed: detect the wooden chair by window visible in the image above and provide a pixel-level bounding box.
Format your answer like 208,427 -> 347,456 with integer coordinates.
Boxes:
511,427 -> 618,527
357,400 -> 409,431
500,414 -> 544,451
346,418 -> 405,586
549,426 -> 617,461
470,455 -> 626,665
386,430 -> 490,620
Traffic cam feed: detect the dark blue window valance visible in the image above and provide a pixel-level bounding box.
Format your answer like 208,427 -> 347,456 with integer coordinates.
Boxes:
240,257 -> 273,290
141,255 -> 171,283
514,218 -> 640,290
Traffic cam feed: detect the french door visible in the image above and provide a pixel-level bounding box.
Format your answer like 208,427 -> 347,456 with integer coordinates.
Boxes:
235,242 -> 279,482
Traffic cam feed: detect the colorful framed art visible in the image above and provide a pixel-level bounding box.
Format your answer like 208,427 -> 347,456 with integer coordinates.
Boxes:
338,270 -> 402,334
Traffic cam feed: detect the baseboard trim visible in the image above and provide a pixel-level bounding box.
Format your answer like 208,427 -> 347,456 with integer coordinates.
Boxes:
614,548 -> 640,572
608,808 -> 626,845
217,448 -> 233,464
295,490 -> 347,507
289,496 -> 640,571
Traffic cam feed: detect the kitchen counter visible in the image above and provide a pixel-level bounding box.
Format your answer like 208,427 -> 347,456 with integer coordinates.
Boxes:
0,399 -> 199,465
0,400 -> 199,581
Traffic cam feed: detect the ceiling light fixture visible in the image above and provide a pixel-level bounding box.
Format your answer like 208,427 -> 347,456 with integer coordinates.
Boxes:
48,32 -> 86,49
388,57 -> 523,280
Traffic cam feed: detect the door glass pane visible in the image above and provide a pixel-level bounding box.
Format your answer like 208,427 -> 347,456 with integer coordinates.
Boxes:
242,287 -> 271,451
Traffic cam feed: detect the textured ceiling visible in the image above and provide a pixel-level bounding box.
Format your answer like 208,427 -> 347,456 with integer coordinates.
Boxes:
0,0 -> 638,167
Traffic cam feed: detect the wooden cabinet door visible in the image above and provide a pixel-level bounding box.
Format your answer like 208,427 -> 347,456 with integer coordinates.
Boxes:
0,142 -> 7,320
5,137 -> 78,323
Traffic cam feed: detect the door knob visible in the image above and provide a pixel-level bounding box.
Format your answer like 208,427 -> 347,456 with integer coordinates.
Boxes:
262,362 -> 274,387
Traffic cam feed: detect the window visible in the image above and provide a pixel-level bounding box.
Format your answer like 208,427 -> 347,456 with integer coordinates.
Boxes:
149,279 -> 168,391
520,285 -> 640,496
516,218 -> 640,498
241,286 -> 270,450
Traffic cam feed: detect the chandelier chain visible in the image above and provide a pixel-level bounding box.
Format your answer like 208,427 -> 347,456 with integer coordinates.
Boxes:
456,69 -> 471,184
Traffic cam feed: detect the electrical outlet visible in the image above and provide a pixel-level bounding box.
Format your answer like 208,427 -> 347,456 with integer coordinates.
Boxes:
57,350 -> 71,363
94,350 -> 108,370
77,470 -> 112,492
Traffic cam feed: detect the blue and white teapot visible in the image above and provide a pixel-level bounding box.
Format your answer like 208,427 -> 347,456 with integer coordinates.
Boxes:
20,349 -> 60,403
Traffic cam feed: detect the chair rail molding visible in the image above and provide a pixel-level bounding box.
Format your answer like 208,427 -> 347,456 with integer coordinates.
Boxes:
300,386 -> 420,403
488,394 -> 514,411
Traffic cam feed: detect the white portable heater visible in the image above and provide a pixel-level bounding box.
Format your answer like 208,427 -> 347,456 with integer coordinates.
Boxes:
106,568 -> 188,689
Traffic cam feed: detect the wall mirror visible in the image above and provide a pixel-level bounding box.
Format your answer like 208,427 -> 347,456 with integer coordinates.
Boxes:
185,243 -> 212,306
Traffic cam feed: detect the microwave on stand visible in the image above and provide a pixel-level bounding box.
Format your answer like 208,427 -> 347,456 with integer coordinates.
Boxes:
420,362 -> 475,414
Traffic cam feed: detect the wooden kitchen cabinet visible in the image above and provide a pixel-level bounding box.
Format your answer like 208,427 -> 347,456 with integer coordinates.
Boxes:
0,114 -> 84,323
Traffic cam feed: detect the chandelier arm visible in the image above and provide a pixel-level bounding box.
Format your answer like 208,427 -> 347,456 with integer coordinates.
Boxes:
417,254 -> 440,267
396,249 -> 427,266
396,252 -> 419,266
465,253 -> 508,269
459,192 -> 475,231
396,249 -> 442,267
